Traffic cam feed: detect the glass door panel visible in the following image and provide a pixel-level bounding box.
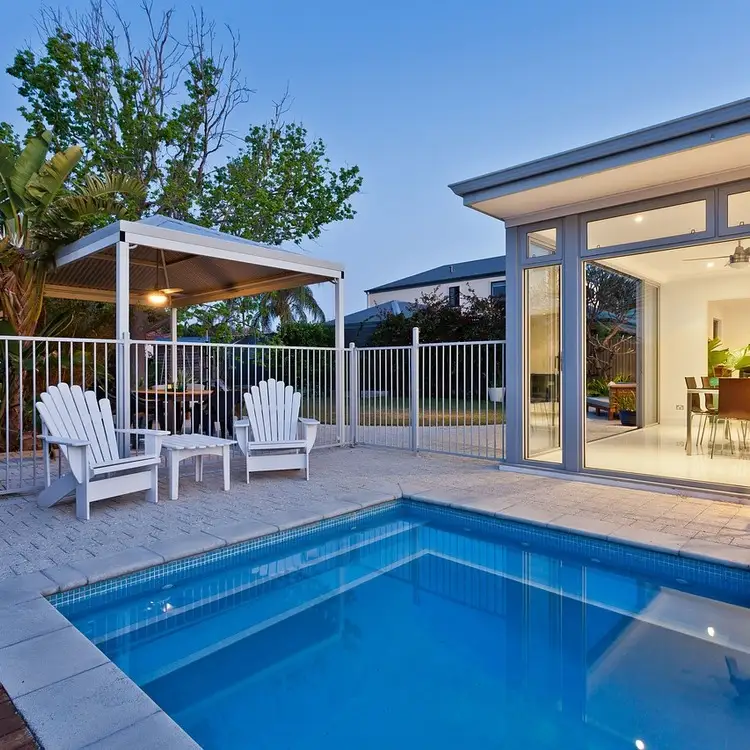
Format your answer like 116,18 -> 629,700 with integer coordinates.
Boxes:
524,265 -> 561,462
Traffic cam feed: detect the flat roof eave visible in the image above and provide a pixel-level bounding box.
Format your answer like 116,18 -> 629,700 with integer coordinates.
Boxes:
450,97 -> 750,222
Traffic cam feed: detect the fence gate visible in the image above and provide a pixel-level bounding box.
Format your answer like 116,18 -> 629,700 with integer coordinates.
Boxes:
351,332 -> 506,460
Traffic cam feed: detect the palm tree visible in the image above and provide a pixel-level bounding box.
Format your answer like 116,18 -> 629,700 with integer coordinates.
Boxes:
0,130 -> 145,335
252,287 -> 325,332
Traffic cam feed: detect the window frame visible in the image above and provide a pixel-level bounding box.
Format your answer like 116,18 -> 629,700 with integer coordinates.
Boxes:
521,220 -> 564,267
447,285 -> 460,307
581,189 -> 715,257
718,179 -> 750,238
490,280 -> 507,298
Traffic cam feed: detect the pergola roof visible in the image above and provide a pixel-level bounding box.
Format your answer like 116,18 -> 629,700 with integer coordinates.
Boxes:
46,215 -> 344,308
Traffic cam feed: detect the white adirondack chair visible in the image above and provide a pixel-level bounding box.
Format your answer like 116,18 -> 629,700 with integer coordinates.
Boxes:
234,379 -> 319,481
36,384 -> 168,521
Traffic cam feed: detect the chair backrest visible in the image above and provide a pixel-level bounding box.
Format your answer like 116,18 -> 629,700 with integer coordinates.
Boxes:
718,378 -> 750,420
701,377 -> 717,409
36,383 -> 119,467
685,377 -> 701,411
243,379 -> 301,443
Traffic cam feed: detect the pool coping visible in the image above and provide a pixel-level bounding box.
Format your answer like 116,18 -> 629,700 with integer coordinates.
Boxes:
2,485 -> 750,748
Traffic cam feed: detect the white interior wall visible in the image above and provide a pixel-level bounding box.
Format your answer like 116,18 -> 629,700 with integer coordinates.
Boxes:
660,274 -> 750,424
706,298 -> 750,352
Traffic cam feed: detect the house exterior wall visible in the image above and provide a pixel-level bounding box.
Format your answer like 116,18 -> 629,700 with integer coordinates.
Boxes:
367,275 -> 506,307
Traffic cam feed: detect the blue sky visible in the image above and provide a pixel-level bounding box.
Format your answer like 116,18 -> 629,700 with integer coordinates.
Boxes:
3,0 -> 750,317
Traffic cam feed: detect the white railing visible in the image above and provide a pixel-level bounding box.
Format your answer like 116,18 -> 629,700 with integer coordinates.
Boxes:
0,335 -> 119,495
351,331 -> 506,460
0,330 -> 504,495
129,340 -> 341,449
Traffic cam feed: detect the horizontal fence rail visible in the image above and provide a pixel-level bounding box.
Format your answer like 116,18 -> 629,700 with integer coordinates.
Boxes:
0,330 -> 505,496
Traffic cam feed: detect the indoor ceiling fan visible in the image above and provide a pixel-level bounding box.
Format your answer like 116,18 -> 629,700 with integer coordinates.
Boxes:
146,249 -> 184,305
683,240 -> 750,270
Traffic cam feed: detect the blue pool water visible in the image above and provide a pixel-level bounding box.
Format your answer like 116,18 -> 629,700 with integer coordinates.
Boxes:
52,501 -> 750,750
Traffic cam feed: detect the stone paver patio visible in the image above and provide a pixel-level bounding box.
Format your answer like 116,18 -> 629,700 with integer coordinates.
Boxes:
1,446 -> 750,582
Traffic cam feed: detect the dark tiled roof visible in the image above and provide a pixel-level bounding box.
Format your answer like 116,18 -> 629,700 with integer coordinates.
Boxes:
366,256 -> 505,294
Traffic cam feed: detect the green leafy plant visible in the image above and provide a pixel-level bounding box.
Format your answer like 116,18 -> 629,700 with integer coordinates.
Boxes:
618,391 -> 637,413
708,337 -> 733,375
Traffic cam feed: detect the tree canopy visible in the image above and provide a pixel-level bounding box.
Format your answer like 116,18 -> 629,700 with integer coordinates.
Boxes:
2,2 -> 362,336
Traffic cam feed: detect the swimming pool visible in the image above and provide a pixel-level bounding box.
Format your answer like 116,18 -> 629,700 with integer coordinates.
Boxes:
51,500 -> 750,750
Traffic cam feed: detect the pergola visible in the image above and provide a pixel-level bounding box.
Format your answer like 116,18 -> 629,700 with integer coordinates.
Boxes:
46,215 -> 346,439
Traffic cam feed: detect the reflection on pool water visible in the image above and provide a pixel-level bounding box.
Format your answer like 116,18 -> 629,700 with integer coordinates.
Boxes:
51,501 -> 750,750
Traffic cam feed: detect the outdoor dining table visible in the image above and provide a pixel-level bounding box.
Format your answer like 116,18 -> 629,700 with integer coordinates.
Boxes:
685,387 -> 718,455
135,387 -> 214,433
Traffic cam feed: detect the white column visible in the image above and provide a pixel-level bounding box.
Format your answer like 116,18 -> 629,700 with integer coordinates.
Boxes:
116,238 -> 131,454
170,306 -> 178,384
334,277 -> 346,445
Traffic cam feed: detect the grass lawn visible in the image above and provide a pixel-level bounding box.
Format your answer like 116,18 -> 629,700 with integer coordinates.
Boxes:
300,396 -> 505,426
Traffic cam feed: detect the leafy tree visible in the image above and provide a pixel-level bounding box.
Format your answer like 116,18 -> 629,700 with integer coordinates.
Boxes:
0,130 -> 144,335
271,321 -> 334,348
199,118 -> 362,244
6,3 -> 362,337
178,297 -> 261,343
585,264 -> 637,380
253,288 -> 325,332
371,290 -> 506,346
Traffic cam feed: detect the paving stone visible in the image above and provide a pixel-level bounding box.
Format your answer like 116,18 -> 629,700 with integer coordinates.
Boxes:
144,532 -> 225,563
73,547 -> 165,584
0,572 -> 58,604
208,519 -> 278,545
40,564 -> 88,592
0,625 -> 108,698
607,526 -> 688,554
680,538 -> 750,568
256,507 -> 324,532
496,503 -> 565,527
15,663 -> 161,750
547,514 -> 622,540
450,495 -> 519,515
0,597 -> 69,650
83,711 -> 200,749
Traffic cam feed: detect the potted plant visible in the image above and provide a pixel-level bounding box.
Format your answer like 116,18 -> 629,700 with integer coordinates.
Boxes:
487,360 -> 505,403
618,391 -> 637,427
708,337 -> 733,377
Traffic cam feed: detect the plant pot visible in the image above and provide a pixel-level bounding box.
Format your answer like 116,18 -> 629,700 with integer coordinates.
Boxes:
619,410 -> 637,427
488,386 -> 505,404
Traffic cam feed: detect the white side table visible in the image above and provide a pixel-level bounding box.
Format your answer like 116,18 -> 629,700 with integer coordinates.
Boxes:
161,435 -> 236,500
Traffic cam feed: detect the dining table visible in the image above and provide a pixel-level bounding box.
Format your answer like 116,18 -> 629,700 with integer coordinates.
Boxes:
685,387 -> 718,455
135,387 -> 214,433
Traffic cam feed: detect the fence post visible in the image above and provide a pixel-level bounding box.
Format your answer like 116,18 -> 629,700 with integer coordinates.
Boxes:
410,327 -> 420,452
348,343 -> 358,446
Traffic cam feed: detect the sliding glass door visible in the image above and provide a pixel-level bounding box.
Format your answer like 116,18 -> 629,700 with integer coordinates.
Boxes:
524,265 -> 562,462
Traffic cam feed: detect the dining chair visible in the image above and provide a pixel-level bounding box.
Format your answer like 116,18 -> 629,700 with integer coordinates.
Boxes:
710,378 -> 750,458
685,377 -> 713,446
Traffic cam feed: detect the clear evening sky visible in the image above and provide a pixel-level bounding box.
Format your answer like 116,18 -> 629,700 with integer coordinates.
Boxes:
3,0 -> 748,317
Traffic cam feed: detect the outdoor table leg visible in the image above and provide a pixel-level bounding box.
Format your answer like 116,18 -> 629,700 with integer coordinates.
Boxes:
686,391 -> 692,456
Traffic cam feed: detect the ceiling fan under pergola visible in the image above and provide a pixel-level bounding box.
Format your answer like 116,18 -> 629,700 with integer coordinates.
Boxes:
683,240 -> 750,270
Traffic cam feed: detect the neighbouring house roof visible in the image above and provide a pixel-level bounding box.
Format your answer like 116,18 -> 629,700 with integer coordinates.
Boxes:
366,257 -> 506,294
326,300 -> 417,346
449,97 -> 750,224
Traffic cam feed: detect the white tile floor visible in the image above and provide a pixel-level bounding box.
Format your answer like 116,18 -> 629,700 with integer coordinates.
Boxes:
585,422 -> 750,487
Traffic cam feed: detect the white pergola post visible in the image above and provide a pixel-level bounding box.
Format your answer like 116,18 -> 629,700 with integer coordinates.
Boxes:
170,307 -> 178,384
334,277 -> 346,445
116,238 -> 131,455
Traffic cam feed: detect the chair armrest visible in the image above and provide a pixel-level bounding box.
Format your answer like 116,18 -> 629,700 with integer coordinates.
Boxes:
234,420 -> 250,455
40,434 -> 90,448
297,418 -> 319,452
114,429 -> 171,436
